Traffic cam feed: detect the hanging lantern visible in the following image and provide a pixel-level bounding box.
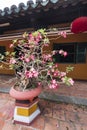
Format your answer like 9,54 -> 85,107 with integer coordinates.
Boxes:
71,17 -> 87,33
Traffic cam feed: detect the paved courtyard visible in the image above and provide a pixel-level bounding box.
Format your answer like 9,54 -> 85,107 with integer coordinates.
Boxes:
0,93 -> 87,130
0,75 -> 87,130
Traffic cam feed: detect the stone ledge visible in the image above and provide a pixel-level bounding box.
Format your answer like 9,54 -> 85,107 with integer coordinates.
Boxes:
39,92 -> 87,106
0,87 -> 10,93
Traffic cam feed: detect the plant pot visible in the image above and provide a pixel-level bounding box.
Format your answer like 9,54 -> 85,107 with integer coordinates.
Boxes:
9,86 -> 42,102
9,86 -> 42,125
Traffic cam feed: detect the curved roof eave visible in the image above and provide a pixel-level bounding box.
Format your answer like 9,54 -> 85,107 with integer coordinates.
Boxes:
0,0 -> 87,17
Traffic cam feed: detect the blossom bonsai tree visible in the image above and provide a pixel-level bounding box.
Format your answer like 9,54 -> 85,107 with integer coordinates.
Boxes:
0,29 -> 74,91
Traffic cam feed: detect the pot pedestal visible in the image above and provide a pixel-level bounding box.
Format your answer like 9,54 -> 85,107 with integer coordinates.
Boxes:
13,98 -> 40,125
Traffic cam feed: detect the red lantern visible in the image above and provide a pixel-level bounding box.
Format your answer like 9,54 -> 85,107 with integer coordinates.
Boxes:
71,17 -> 87,33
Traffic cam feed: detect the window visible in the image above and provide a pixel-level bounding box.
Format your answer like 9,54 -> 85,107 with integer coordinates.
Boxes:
53,43 -> 87,63
76,43 -> 87,63
0,46 -> 6,55
0,46 -> 6,61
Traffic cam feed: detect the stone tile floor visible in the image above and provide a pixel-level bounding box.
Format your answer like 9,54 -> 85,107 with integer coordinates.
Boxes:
0,93 -> 87,130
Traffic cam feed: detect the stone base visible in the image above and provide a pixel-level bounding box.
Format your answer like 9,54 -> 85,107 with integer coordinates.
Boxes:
14,108 -> 40,125
13,98 -> 40,125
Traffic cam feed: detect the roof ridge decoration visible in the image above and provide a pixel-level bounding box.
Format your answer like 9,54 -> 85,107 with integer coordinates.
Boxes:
0,0 -> 87,17
0,0 -> 67,12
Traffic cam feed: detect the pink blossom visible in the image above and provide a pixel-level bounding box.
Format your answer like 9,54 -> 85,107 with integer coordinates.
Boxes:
49,80 -> 58,89
38,82 -> 41,86
61,77 -> 65,83
68,78 -> 74,85
53,73 -> 57,76
42,54 -> 52,61
9,44 -> 14,48
53,70 -> 58,77
59,50 -> 64,54
35,32 -> 42,42
29,33 -> 34,40
51,69 -> 55,72
52,51 -> 56,55
63,51 -> 67,57
59,50 -> 68,57
49,84 -> 55,89
55,63 -> 58,68
44,44 -> 49,46
33,71 -> 38,77
30,68 -> 38,77
35,38 -> 40,43
10,58 -> 16,64
51,79 -> 56,84
37,32 -> 42,39
24,43 -> 29,48
42,61 -> 46,64
28,72 -> 33,78
25,71 -> 33,78
60,72 -> 66,77
29,44 -> 34,48
47,70 -> 50,75
20,56 -> 24,60
25,58 -> 30,62
60,31 -> 66,38
34,41 -> 38,45
30,55 -> 35,60
49,84 -> 58,89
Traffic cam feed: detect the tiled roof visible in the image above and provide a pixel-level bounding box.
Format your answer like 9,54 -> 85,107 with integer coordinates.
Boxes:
0,0 -> 87,34
0,0 -> 87,17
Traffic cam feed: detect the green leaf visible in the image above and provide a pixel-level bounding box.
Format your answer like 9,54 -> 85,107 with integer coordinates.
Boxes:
11,52 -> 16,56
43,38 -> 49,44
5,51 -> 10,56
23,32 -> 28,38
0,55 -> 4,60
38,29 -> 47,36
13,39 -> 18,44
9,64 -> 14,69
66,66 -> 74,73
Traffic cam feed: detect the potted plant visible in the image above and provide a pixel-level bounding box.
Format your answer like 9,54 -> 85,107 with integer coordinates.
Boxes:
0,29 -> 74,125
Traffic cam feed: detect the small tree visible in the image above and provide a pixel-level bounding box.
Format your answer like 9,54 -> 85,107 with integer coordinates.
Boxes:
0,29 -> 74,91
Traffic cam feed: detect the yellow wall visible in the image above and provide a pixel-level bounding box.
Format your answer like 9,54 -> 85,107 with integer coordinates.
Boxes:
0,40 -> 14,74
48,32 -> 87,80
58,64 -> 87,80
0,32 -> 87,80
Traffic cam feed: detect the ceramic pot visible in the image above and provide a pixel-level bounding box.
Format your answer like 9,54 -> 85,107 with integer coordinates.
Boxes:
9,86 -> 42,102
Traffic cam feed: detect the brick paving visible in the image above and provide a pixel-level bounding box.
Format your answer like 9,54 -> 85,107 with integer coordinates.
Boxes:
0,75 -> 87,130
0,93 -> 87,130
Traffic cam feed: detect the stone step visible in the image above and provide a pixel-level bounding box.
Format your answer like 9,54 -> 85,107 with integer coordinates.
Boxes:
39,91 -> 87,106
